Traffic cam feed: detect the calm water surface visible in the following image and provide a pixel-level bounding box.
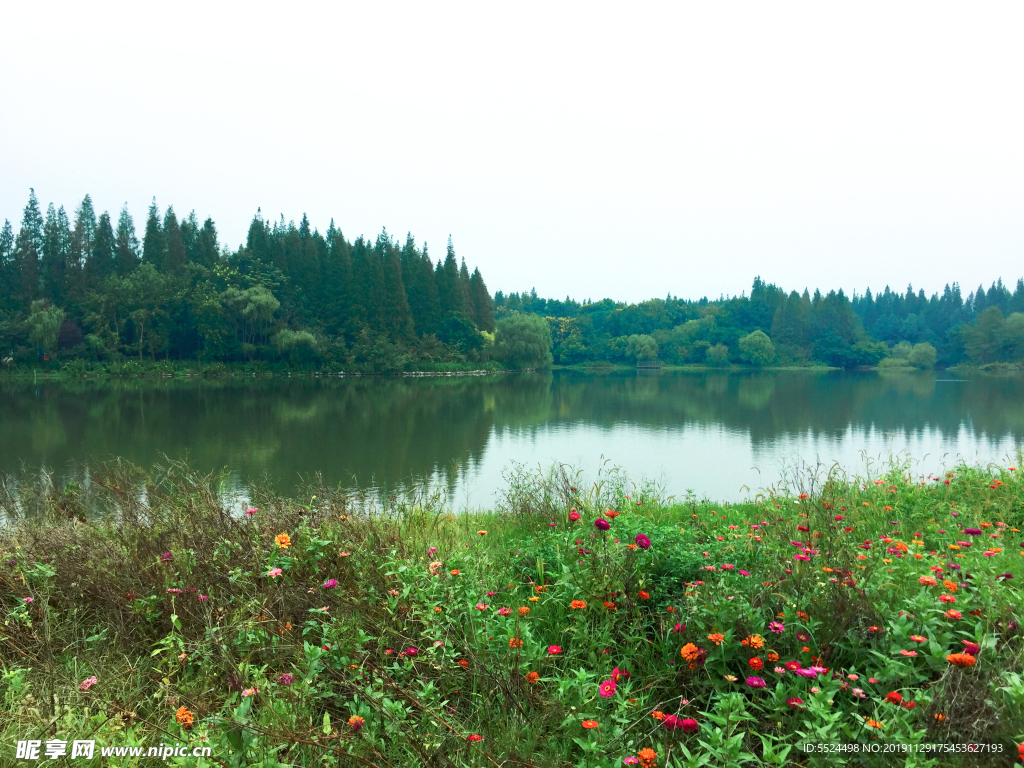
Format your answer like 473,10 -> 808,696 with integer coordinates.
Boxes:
0,370 -> 1021,504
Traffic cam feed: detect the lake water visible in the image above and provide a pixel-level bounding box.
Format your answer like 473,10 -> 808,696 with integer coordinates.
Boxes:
1,370 -> 1021,505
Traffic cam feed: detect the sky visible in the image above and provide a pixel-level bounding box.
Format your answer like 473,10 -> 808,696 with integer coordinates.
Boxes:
2,1 -> 1022,304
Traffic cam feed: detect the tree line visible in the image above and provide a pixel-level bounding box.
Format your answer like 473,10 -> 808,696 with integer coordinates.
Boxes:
496,275 -> 1024,368
0,190 -> 496,369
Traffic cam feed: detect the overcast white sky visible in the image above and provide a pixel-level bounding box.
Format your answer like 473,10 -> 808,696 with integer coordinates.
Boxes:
2,2 -> 1022,303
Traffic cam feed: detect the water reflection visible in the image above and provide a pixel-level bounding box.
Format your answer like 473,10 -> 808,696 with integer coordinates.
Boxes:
0,370 -> 1020,503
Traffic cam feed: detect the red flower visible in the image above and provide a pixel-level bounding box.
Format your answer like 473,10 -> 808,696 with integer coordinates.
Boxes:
885,691 -> 903,705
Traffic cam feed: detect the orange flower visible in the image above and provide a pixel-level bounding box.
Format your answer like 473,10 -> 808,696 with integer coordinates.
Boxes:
637,747 -> 658,768
866,719 -> 883,730
581,719 -> 599,729
518,606 -> 530,616
707,633 -> 725,645
934,713 -> 946,722
741,635 -> 765,650
797,611 -> 809,621
175,706 -> 194,726
434,606 -> 442,613
651,710 -> 665,721
680,643 -> 700,661
946,653 -> 976,668
458,659 -> 470,668
603,601 -> 617,610
942,580 -> 958,593
748,657 -> 763,671
767,652 -> 779,662
528,596 -> 539,602
275,532 -> 291,549
509,637 -> 523,648
348,715 -> 365,731
638,590 -> 650,600
450,569 -> 460,575
535,585 -> 547,593
570,600 -> 587,610
525,671 -> 539,684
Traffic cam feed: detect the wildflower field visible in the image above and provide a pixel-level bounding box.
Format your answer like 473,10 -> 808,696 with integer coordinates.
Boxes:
2,456 -> 1024,767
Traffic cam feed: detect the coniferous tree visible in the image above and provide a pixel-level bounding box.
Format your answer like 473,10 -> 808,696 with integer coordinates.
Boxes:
436,236 -> 466,319
41,204 -> 72,305
114,205 -> 140,276
0,220 -> 14,307
142,199 -> 165,270
13,189 -> 45,310
323,220 -> 353,335
469,267 -> 495,332
86,212 -> 117,286
459,257 -> 473,321
163,206 -> 186,271
377,231 -> 414,340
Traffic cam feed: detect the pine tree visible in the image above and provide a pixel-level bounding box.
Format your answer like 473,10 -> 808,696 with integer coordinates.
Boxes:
13,189 -> 45,310
163,206 -> 186,271
469,267 -> 495,331
436,236 -> 466,319
377,231 -> 414,340
86,211 -> 116,285
142,199 -> 165,270
42,204 -> 72,305
321,220 -> 352,334
0,219 -> 14,306
114,205 -> 140,276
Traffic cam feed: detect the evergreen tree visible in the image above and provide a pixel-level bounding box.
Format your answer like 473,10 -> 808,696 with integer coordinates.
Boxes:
13,189 -> 45,310
436,236 -> 466,319
323,220 -> 353,335
377,231 -> 414,340
114,205 -> 140,276
469,267 -> 495,332
86,211 -> 117,286
142,198 -> 165,270
163,206 -> 186,271
0,220 -> 14,306
41,204 -> 72,305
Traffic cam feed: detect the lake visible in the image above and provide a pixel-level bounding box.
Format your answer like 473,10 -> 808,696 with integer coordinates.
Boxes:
0,370 -> 1021,505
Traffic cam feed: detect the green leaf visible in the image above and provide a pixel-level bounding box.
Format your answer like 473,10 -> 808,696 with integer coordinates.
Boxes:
322,712 -> 331,734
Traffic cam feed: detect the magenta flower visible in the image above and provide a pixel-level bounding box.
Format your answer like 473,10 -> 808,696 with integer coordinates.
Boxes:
964,528 -> 983,536
166,588 -> 183,594
598,678 -> 616,698
475,603 -> 489,611
786,697 -> 804,709
405,647 -> 418,656
595,518 -> 611,531
23,597 -> 33,604
497,606 -> 511,616
547,645 -> 562,655
245,507 -> 258,516
746,676 -> 766,689
197,594 -> 209,602
323,579 -> 338,589
634,534 -> 651,550
78,676 -> 98,692
769,621 -> 785,634
569,511 -> 581,521
276,673 -> 294,685
160,552 -> 173,562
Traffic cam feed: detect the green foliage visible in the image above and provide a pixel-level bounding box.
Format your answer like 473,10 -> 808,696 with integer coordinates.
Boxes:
495,312 -> 553,369
26,300 -> 64,353
908,342 -> 937,370
738,330 -> 775,366
706,343 -> 730,366
625,333 -> 658,361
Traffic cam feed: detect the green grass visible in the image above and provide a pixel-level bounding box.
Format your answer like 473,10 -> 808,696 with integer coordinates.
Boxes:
2,455 -> 1024,767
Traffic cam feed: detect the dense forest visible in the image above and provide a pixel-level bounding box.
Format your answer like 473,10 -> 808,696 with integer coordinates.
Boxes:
497,275 -> 1024,369
0,190 -> 495,371
2,189 -> 1023,372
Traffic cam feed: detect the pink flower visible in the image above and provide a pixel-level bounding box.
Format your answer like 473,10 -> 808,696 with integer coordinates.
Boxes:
746,676 -> 766,689
245,507 -> 258,516
166,588 -> 183,594
405,647 -> 418,656
612,667 -> 631,682
23,597 -> 33,604
634,534 -> 651,550
323,579 -> 338,589
786,697 -> 804,709
497,606 -> 511,616
595,518 -> 611,531
241,687 -> 258,697
267,568 -> 283,578
160,552 -> 173,562
599,678 -> 616,698
197,594 -> 209,602
569,512 -> 581,521
78,676 -> 98,692
547,645 -> 562,655
475,603 -> 489,611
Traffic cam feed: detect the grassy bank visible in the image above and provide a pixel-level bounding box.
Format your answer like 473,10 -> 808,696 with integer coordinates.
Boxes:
2,457 -> 1024,767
